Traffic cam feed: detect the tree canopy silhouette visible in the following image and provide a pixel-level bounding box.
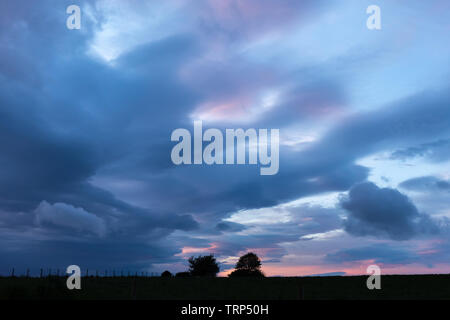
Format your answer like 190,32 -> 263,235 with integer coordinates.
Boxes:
229,252 -> 265,277
188,254 -> 220,277
161,270 -> 172,277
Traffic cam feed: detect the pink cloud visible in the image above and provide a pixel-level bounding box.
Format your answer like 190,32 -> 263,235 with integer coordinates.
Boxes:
192,95 -> 253,122
177,243 -> 219,256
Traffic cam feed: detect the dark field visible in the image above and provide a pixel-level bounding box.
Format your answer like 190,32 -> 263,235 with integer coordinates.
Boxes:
1,274 -> 450,300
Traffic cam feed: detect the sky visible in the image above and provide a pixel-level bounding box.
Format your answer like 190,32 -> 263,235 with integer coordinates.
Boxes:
0,0 -> 450,277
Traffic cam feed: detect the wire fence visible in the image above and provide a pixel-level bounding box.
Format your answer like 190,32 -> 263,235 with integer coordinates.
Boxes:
2,268 -> 161,278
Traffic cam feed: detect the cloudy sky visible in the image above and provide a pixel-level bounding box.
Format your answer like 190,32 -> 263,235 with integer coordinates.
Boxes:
1,0 -> 450,276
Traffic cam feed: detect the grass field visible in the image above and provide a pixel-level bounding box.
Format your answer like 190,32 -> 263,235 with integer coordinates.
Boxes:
1,274 -> 449,300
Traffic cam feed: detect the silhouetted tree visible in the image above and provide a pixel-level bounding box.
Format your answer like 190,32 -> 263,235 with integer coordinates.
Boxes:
188,254 -> 220,277
161,270 -> 172,277
229,252 -> 265,278
236,252 -> 261,270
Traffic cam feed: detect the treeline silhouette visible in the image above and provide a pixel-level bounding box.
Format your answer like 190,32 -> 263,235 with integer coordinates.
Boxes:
161,252 -> 265,278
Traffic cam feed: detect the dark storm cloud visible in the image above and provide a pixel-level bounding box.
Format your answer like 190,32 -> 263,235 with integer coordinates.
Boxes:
0,0 -> 95,86
399,176 -> 450,192
341,182 -> 439,240
0,1 -> 205,272
0,1 -> 200,214
215,222 -> 247,233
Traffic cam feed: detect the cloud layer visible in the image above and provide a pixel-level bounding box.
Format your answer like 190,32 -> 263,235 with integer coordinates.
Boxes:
0,0 -> 449,275
341,183 -> 439,240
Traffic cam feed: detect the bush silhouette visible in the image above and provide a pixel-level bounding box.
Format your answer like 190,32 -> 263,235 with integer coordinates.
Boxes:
161,270 -> 172,277
175,272 -> 191,277
229,252 -> 265,278
228,269 -> 265,277
188,255 -> 220,277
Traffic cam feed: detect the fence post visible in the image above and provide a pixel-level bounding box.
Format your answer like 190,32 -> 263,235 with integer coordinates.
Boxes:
11,268 -> 15,277
298,284 -> 304,300
130,277 -> 137,300
40,268 -> 43,278
26,268 -> 30,278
